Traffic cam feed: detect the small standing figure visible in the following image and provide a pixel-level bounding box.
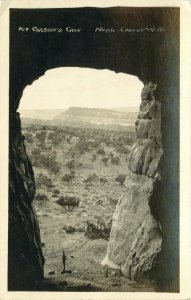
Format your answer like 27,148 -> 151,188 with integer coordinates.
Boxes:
61,250 -> 67,274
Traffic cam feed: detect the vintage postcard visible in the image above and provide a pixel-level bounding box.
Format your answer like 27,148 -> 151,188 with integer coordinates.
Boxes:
0,0 -> 190,299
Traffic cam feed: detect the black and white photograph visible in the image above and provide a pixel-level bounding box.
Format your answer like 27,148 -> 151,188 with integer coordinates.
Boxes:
0,0 -> 190,299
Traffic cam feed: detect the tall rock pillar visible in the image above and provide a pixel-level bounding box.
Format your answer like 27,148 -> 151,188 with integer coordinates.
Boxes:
102,82 -> 163,281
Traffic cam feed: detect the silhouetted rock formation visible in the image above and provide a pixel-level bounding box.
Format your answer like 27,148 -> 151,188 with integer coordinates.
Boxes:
55,107 -> 137,120
9,113 -> 44,290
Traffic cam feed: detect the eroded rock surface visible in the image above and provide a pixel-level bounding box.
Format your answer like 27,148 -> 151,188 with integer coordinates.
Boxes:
102,82 -> 163,280
9,113 -> 44,290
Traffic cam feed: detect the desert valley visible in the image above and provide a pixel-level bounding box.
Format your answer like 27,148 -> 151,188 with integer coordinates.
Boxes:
20,106 -> 155,291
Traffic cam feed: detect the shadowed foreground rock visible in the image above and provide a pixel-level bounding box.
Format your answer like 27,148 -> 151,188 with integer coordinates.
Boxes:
8,113 -> 44,290
102,82 -> 163,281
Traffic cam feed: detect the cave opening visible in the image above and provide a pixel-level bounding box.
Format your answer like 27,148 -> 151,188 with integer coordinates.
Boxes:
18,66 -> 144,288
8,6 -> 180,292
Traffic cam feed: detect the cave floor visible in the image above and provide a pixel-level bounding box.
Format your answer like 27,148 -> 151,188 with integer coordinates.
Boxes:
35,238 -> 156,292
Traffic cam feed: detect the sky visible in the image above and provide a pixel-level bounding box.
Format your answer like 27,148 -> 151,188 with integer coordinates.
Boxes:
19,67 -> 143,110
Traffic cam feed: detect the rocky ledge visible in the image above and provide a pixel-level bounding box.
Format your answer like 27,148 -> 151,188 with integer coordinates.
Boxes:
102,82 -> 163,281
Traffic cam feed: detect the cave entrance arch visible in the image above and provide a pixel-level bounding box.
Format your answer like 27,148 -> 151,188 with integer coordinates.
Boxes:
9,7 -> 179,292
18,66 -> 143,280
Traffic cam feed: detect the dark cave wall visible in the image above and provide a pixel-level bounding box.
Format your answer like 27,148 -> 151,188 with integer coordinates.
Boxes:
9,7 -> 179,291
9,112 -> 44,290
9,7 -> 179,111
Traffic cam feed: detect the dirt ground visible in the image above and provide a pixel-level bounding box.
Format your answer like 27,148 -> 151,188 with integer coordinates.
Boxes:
35,238 -> 155,292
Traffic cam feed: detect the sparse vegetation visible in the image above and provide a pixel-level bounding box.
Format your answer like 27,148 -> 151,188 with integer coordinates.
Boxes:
101,156 -> 109,165
115,174 -> 127,186
66,159 -> 75,169
115,144 -> 130,154
63,225 -> 76,234
36,130 -> 47,147
62,171 -> 75,183
96,148 -> 105,156
110,155 -> 120,165
35,193 -> 48,201
24,132 -> 33,144
33,153 -> 60,174
91,153 -> 97,161
100,177 -> 108,184
85,219 -> 112,240
52,189 -> 60,197
53,189 -> 60,194
56,196 -> 80,211
36,173 -> 53,188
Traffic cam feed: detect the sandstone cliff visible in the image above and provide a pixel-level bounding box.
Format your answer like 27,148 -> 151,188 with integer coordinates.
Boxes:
102,82 -> 163,280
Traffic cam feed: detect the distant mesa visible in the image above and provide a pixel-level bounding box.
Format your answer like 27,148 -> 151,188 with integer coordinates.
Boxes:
19,109 -> 65,120
19,106 -> 139,128
54,106 -> 138,120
